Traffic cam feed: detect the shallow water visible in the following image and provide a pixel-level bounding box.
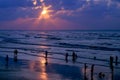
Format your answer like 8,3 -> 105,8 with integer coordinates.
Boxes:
0,30 -> 120,80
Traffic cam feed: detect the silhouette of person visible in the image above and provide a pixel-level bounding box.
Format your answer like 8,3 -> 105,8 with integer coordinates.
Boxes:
5,55 -> 9,62
99,72 -> 105,79
45,58 -> 48,66
110,56 -> 113,69
72,51 -> 76,63
65,53 -> 69,63
115,56 -> 118,65
14,49 -> 18,56
84,63 -> 87,80
94,56 -> 96,60
99,72 -> 102,78
45,51 -> 48,59
14,49 -> 18,61
91,64 -> 94,80
5,55 -> 9,67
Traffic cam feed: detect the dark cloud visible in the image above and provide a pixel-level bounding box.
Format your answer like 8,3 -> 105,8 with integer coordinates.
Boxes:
0,8 -> 40,21
114,0 -> 120,2
0,0 -> 41,8
53,0 -> 120,29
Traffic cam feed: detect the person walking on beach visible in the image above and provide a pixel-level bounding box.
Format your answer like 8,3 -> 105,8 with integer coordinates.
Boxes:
14,49 -> 18,61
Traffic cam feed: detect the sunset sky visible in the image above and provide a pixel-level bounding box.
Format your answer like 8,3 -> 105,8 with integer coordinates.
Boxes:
0,0 -> 120,30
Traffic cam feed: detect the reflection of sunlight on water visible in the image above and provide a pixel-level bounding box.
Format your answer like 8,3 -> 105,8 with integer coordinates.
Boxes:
39,57 -> 48,80
108,74 -> 111,80
29,61 -> 35,71
29,32 -> 52,80
108,71 -> 113,80
29,55 -> 48,80
82,67 -> 90,79
38,32 -> 50,50
39,45 -> 49,50
82,66 -> 113,80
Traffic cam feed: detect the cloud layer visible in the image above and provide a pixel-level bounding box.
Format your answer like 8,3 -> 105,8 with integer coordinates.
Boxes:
0,0 -> 120,30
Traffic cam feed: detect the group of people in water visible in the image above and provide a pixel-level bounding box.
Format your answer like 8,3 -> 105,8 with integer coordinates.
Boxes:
3,48 -> 119,80
44,51 -> 78,63
5,50 -> 118,66
5,49 -> 18,62
4,49 -> 119,80
65,51 -> 77,63
5,50 -> 78,64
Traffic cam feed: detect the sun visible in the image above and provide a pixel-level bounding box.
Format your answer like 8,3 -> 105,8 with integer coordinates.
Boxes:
34,4 -> 54,25
41,9 -> 47,15
33,0 -> 56,28
40,8 -> 50,19
38,5 -> 53,19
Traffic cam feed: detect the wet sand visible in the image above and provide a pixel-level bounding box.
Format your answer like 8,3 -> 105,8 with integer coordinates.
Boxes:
0,56 -> 83,80
0,54 -> 120,80
0,31 -> 120,80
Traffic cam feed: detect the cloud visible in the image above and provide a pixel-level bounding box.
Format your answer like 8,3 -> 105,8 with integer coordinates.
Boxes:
0,0 -> 42,8
114,0 -> 120,2
0,0 -> 120,30
0,7 -> 42,21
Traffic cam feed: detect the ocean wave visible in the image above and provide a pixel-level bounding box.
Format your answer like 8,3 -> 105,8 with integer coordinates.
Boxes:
57,43 -> 120,51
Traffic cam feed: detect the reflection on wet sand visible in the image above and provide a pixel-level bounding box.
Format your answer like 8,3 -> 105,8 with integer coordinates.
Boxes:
29,57 -> 48,80
82,66 -> 91,80
38,57 -> 48,80
29,60 -> 35,71
0,31 -> 120,80
38,37 -> 49,79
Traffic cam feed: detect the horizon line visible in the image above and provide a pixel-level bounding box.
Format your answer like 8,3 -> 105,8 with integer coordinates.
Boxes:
0,29 -> 120,31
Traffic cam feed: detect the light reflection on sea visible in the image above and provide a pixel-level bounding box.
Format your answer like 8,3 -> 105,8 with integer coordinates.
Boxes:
0,30 -> 120,80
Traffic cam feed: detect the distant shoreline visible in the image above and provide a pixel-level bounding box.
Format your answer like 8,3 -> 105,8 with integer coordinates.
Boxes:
0,29 -> 120,32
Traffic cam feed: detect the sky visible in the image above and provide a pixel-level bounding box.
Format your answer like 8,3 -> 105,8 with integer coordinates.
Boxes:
0,0 -> 120,30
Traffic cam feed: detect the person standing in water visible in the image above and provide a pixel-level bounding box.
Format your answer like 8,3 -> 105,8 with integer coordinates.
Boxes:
5,55 -> 9,68
45,51 -> 48,59
14,49 -> 18,61
5,55 -> 9,62
45,51 -> 48,65
65,53 -> 69,63
72,51 -> 76,63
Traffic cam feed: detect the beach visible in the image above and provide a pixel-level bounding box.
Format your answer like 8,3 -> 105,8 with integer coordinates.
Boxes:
0,30 -> 120,80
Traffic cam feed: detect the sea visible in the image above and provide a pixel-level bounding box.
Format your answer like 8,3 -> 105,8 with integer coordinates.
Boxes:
0,30 -> 120,80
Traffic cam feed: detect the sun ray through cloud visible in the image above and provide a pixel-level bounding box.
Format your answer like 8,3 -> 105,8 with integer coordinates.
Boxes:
33,0 -> 55,28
